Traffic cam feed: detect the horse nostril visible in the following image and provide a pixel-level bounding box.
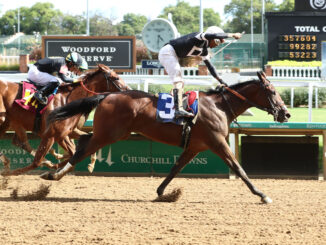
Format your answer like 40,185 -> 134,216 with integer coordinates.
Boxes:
286,113 -> 291,118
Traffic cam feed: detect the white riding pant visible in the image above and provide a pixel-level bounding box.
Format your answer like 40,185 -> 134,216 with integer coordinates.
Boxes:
27,64 -> 61,86
158,44 -> 183,88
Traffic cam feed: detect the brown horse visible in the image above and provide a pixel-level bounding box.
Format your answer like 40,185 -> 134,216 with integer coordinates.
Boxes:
42,72 -> 290,204
0,64 -> 130,176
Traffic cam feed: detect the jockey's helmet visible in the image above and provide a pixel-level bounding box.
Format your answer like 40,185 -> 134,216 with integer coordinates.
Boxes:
66,52 -> 87,70
205,26 -> 225,45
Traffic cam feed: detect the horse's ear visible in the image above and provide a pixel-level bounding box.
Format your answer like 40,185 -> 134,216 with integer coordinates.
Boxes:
98,64 -> 104,70
98,64 -> 111,73
261,71 -> 267,78
257,71 -> 263,81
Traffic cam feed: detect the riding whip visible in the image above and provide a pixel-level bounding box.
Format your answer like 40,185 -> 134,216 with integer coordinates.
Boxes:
211,31 -> 246,57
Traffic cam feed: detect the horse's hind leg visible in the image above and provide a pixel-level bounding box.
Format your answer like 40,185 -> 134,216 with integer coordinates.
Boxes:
49,148 -> 64,160
157,149 -> 198,196
210,137 -> 272,204
87,152 -> 97,173
68,128 -> 97,173
49,133 -> 81,160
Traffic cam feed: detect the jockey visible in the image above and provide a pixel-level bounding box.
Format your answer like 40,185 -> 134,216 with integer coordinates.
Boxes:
27,52 -> 88,105
158,26 -> 242,118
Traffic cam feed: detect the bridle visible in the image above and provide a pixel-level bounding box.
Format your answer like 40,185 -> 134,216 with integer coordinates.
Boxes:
80,70 -> 124,95
219,80 -> 283,120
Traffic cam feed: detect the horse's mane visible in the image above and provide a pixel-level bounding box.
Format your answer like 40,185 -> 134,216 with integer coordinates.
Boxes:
57,66 -> 105,92
82,66 -> 105,81
205,79 -> 260,95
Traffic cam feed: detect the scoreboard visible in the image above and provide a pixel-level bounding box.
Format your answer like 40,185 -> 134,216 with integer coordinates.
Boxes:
265,12 -> 326,61
278,34 -> 317,59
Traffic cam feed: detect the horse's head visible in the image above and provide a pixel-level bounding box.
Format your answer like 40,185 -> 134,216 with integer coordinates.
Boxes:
256,71 -> 291,123
81,64 -> 131,93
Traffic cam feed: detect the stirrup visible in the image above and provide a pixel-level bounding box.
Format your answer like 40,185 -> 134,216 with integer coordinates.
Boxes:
34,93 -> 48,105
175,109 -> 194,118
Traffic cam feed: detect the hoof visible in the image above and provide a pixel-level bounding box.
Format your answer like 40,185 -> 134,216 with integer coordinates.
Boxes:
40,172 -> 55,181
87,164 -> 94,173
262,196 -> 273,204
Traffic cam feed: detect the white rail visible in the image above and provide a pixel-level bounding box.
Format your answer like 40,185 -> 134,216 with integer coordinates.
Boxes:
0,56 -> 19,65
271,66 -> 321,78
123,65 -> 198,76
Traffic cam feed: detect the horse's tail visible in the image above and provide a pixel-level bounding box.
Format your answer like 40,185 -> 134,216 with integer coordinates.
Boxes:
47,94 -> 108,125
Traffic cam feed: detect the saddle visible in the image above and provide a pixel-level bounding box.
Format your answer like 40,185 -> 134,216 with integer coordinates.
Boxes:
156,91 -> 199,148
14,81 -> 55,114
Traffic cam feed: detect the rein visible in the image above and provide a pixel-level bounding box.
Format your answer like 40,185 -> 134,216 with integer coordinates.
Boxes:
80,71 -> 123,95
221,82 -> 277,116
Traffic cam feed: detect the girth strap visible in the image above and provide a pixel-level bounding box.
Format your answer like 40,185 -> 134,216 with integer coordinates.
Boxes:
180,119 -> 193,149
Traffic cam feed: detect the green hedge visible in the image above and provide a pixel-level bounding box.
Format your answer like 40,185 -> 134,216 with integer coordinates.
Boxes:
280,88 -> 326,107
0,64 -> 19,71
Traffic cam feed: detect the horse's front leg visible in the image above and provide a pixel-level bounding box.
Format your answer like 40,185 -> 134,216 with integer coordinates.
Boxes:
157,149 -> 198,196
2,137 -> 55,176
211,137 -> 272,204
12,130 -> 55,168
40,134 -> 100,181
0,153 -> 10,172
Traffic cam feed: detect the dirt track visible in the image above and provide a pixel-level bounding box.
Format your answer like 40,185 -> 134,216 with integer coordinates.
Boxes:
0,175 -> 326,245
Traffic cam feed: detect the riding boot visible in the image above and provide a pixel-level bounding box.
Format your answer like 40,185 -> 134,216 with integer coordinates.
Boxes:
173,88 -> 194,118
34,82 -> 59,105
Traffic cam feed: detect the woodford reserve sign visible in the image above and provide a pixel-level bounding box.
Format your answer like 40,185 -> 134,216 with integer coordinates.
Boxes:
42,36 -> 136,72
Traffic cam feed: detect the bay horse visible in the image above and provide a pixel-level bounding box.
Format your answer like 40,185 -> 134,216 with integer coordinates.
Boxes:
42,72 -> 290,204
0,64 -> 130,176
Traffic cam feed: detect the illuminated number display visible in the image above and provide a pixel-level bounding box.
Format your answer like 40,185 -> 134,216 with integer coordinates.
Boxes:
278,35 -> 317,60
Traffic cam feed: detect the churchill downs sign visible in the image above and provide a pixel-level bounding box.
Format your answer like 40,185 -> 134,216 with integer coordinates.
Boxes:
42,36 -> 136,72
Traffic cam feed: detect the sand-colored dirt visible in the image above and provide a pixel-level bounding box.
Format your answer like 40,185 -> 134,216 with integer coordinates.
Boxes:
0,175 -> 326,245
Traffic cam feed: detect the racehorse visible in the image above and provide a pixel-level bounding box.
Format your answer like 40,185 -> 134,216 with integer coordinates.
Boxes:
0,64 -> 130,176
42,72 -> 290,204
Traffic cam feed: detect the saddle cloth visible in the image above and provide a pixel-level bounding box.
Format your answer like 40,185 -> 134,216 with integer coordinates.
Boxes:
156,91 -> 199,125
14,81 -> 55,114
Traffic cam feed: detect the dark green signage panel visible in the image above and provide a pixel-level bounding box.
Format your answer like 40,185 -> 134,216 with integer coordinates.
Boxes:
74,139 -> 228,175
74,140 -> 153,173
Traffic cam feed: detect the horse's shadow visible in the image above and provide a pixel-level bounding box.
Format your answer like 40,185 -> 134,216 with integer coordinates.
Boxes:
0,196 -> 149,203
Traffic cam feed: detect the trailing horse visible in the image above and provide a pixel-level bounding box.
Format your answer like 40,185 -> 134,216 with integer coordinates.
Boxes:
0,64 -> 130,176
42,72 -> 290,204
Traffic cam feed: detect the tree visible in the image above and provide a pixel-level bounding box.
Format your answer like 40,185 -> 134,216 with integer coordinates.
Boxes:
61,14 -> 86,35
223,0 -> 277,33
116,13 -> 147,36
159,0 -> 221,35
0,10 -> 17,35
223,0 -> 294,33
277,0 -> 295,12
20,2 -> 63,34
89,13 -> 117,36
0,2 -> 63,35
